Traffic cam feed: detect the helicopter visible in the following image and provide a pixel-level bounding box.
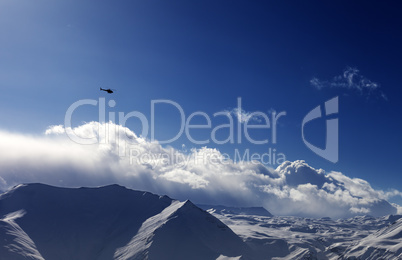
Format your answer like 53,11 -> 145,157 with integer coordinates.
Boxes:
100,87 -> 115,94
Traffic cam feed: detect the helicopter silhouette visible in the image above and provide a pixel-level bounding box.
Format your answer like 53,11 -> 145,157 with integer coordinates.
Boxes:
100,87 -> 115,94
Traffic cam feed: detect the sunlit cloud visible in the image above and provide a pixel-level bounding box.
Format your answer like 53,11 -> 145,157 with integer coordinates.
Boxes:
0,122 -> 400,218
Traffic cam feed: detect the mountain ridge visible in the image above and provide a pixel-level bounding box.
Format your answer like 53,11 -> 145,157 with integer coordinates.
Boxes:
0,183 -> 248,260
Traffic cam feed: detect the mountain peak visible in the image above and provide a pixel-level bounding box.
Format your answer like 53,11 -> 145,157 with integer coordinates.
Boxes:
0,183 -> 248,260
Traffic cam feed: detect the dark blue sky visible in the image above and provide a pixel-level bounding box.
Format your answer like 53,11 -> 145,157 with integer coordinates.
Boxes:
1,1 -> 401,202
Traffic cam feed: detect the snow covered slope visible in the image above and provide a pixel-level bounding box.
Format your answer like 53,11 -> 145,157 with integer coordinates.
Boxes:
209,209 -> 402,260
0,184 -> 249,260
115,200 -> 249,260
340,217 -> 402,259
0,210 -> 44,260
197,205 -> 272,217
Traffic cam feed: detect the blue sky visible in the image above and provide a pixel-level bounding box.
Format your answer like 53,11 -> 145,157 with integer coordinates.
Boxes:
1,1 -> 402,206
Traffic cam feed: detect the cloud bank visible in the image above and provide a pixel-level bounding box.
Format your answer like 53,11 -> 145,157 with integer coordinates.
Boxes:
310,67 -> 387,100
0,122 -> 400,218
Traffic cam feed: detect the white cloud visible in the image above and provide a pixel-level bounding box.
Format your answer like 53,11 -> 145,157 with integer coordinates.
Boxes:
0,122 -> 400,219
380,189 -> 402,200
45,125 -> 65,135
310,67 -> 386,100
349,207 -> 370,214
225,108 -> 262,124
392,203 -> 402,215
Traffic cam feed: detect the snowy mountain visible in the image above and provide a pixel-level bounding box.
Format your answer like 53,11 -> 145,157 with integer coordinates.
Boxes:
1,183 -> 402,260
209,209 -> 402,259
339,217 -> 402,259
0,184 -> 249,260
